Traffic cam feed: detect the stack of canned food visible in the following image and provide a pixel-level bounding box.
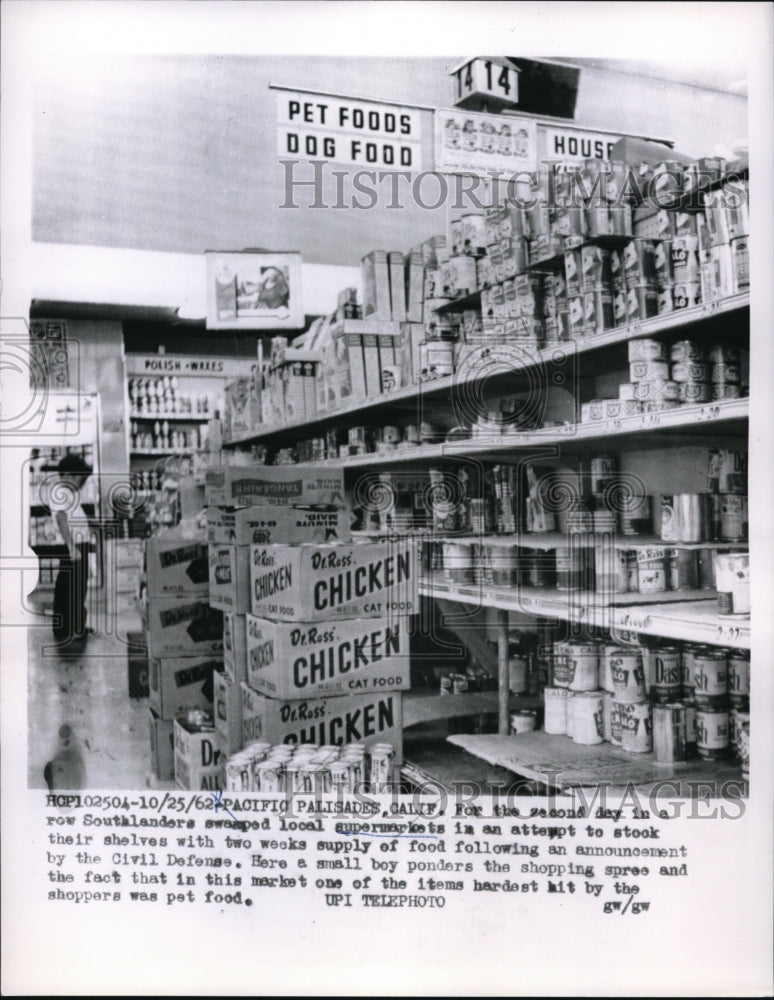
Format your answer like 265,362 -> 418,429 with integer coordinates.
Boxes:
224,740 -> 396,794
538,639 -> 749,776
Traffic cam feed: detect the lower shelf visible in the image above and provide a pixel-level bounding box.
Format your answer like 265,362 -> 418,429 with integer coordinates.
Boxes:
447,731 -> 744,795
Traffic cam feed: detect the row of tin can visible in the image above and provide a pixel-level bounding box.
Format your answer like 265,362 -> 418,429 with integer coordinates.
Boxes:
541,686 -> 749,769
224,740 -> 396,794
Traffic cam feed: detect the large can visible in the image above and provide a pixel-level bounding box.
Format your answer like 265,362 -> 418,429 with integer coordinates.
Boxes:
677,381 -> 710,403
692,648 -> 728,708
696,708 -> 730,760
570,691 -> 604,745
255,759 -> 284,793
637,548 -> 667,593
727,653 -> 750,709
711,382 -> 742,401
670,235 -> 700,282
610,648 -> 647,703
676,493 -> 711,542
714,551 -> 750,616
368,743 -> 396,793
681,645 -> 700,698
671,339 -> 705,363
610,699 -> 624,746
720,494 -> 748,542
600,644 -> 621,693
697,548 -> 717,589
620,701 -> 653,753
653,703 -> 687,762
594,546 -> 628,595
543,686 -> 569,735
673,282 -> 701,310
683,698 -> 698,756
651,646 -> 683,702
667,548 -> 698,590
566,642 -> 600,691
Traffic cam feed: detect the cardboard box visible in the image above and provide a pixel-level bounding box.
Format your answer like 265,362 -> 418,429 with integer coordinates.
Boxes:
206,505 -> 351,547
214,670 -> 244,756
145,538 -> 209,597
208,543 -> 251,615
405,250 -> 424,323
173,720 -> 224,791
249,540 -> 418,622
146,596 -> 224,659
115,539 -> 144,569
388,251 -> 407,321
204,465 -> 346,509
149,653 -> 220,719
149,709 -> 175,781
240,684 -> 403,763
361,250 -> 392,320
362,332 -> 381,396
223,612 -> 248,684
332,328 -> 365,401
245,614 -> 412,700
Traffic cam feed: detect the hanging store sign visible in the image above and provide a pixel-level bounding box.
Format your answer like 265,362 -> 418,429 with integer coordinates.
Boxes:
205,251 -> 304,331
126,354 -> 249,378
275,87 -> 423,170
434,107 -> 536,177
539,123 -> 630,164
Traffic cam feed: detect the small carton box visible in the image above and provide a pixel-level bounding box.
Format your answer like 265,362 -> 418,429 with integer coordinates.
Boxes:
145,538 -> 209,597
361,250 -> 392,320
239,684 -> 403,764
245,614 -> 412,700
149,709 -> 175,781
331,328 -> 366,401
149,653 -> 220,719
249,540 -> 418,622
214,670 -> 244,757
146,596 -> 224,659
207,505 -> 351,547
204,465 -> 346,509
208,543 -> 251,615
405,250 -> 424,323
173,720 -> 224,791
223,612 -> 248,684
361,332 -> 381,396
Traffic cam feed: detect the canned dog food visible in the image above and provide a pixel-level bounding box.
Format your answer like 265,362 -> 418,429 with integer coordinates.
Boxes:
653,703 -> 687,762
681,645 -> 699,696
610,648 -> 647,703
692,649 -> 728,708
543,686 -> 569,735
552,643 -> 571,688
620,701 -> 653,753
670,235 -> 700,281
651,647 -> 683,703
667,547 -> 698,590
600,645 -> 620,693
727,653 -> 750,709
570,691 -> 604,746
637,548 -> 667,592
696,708 -> 730,760
673,282 -> 701,310
714,550 -> 750,615
566,642 -> 600,691
720,494 -> 748,542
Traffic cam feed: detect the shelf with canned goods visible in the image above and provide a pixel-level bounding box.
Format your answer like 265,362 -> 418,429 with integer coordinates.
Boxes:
282,396 -> 748,469
223,293 -> 748,448
418,575 -> 751,651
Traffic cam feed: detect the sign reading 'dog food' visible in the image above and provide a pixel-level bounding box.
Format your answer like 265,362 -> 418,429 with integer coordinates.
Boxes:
205,250 -> 304,330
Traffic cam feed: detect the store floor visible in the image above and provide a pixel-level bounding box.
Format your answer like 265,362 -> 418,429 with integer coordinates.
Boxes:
27,586 -> 165,791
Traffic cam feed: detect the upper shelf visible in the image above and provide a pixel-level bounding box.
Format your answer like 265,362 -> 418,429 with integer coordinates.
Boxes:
224,293 -> 749,447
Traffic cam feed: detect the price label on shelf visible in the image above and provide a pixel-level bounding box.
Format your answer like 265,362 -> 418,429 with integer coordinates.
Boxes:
697,403 -> 723,421
642,411 -> 662,429
702,299 -> 720,317
606,418 -> 623,434
618,611 -> 651,631
628,322 -> 642,339
715,622 -> 744,645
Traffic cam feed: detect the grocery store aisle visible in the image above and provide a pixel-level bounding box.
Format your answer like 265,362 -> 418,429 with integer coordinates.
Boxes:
27,589 -> 157,790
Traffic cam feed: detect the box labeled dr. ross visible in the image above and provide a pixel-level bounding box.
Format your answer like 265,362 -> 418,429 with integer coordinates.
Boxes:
240,683 -> 403,763
206,505 -> 351,547
208,544 -> 251,615
223,612 -> 248,683
214,670 -> 244,756
250,540 -> 418,622
173,719 -> 224,791
146,597 -> 224,659
149,654 -> 220,719
204,465 -> 345,509
145,538 -> 209,597
245,614 -> 412,699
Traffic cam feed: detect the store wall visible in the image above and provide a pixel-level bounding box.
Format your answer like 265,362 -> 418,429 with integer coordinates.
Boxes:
32,55 -> 747,268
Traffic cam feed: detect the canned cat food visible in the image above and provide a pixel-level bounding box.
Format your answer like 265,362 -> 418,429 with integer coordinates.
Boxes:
653,703 -> 686,762
610,649 -> 647,703
671,339 -> 706,363
692,649 -> 728,708
696,708 -> 729,760
677,381 -> 710,403
651,647 -> 683,703
570,691 -> 604,746
633,379 -> 679,401
708,343 -> 739,365
711,382 -> 742,400
630,360 -> 670,383
543,686 -> 569,735
711,363 -> 741,384
671,361 -> 709,383
620,701 -> 653,753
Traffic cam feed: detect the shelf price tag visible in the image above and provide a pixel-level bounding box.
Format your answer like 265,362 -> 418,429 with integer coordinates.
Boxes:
618,611 -> 651,631
701,299 -> 720,317
628,322 -> 642,339
606,418 -> 623,434
697,403 -> 722,422
715,623 -> 742,645
642,411 -> 662,429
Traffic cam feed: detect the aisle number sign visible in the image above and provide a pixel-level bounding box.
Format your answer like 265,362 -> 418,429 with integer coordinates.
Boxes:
275,89 -> 422,170
452,57 -> 519,110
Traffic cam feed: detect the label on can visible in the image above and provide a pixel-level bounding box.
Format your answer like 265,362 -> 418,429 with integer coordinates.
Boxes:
619,701 -> 653,753
673,282 -> 701,310
720,494 -> 748,541
696,708 -> 729,758
610,650 -> 647,703
693,652 -> 728,707
653,703 -> 686,762
672,361 -> 709,383
671,339 -> 705,363
651,648 -> 682,702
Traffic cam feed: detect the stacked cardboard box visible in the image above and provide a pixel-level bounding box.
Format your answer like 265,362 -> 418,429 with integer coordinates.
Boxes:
143,535 -> 224,787
204,464 -> 417,782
